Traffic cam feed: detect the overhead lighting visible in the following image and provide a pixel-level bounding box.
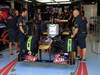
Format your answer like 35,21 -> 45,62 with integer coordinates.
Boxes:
55,0 -> 70,2
46,1 -> 71,5
59,1 -> 71,4
25,0 -> 28,1
36,0 -> 53,3
25,0 -> 32,2
28,1 -> 32,2
47,2 -> 58,5
36,0 -> 71,3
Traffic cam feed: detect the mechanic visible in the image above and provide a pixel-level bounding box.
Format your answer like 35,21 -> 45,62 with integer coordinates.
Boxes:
71,9 -> 87,61
17,9 -> 28,54
6,9 -> 19,55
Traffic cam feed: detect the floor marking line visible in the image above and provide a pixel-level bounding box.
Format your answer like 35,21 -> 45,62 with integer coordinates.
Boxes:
76,62 -> 88,75
1,58 -> 17,75
83,62 -> 88,75
81,62 -> 83,75
0,58 -> 17,75
2,61 -> 16,75
3,59 -> 17,75
76,62 -> 83,75
76,62 -> 81,75
0,58 -> 16,73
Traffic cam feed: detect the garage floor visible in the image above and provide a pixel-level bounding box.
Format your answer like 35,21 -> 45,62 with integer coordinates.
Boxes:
0,34 -> 100,75
0,49 -> 78,75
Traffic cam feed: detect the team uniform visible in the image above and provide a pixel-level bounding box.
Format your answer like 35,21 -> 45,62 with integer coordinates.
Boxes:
18,16 -> 27,50
73,16 -> 87,49
6,16 -> 18,42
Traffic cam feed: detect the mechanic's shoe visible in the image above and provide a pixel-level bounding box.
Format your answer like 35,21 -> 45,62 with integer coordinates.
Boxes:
78,58 -> 82,61
78,58 -> 87,61
76,56 -> 81,60
81,58 -> 87,61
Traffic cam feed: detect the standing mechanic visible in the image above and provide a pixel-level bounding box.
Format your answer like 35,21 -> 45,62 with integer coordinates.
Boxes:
18,9 -> 28,54
6,9 -> 19,55
71,9 -> 87,61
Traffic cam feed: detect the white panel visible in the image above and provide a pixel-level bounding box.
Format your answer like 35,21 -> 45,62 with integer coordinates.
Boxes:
48,24 -> 59,38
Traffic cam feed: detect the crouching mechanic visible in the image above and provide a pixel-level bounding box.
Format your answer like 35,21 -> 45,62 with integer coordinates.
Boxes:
25,24 -> 38,62
25,36 -> 38,62
72,9 -> 87,61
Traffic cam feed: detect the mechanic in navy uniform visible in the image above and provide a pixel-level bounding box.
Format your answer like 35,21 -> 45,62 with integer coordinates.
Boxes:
17,9 -> 28,54
71,9 -> 87,61
6,11 -> 19,55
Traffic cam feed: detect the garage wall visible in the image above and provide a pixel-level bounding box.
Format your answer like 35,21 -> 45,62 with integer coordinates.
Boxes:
82,4 -> 97,31
83,4 -> 97,23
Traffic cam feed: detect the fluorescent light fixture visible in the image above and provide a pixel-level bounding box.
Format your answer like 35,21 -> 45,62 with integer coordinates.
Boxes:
59,1 -> 71,4
36,0 -> 71,3
55,0 -> 70,2
25,0 -> 32,2
46,1 -> 71,5
47,2 -> 58,5
36,0 -> 53,3
25,0 -> 28,1
28,1 -> 32,2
